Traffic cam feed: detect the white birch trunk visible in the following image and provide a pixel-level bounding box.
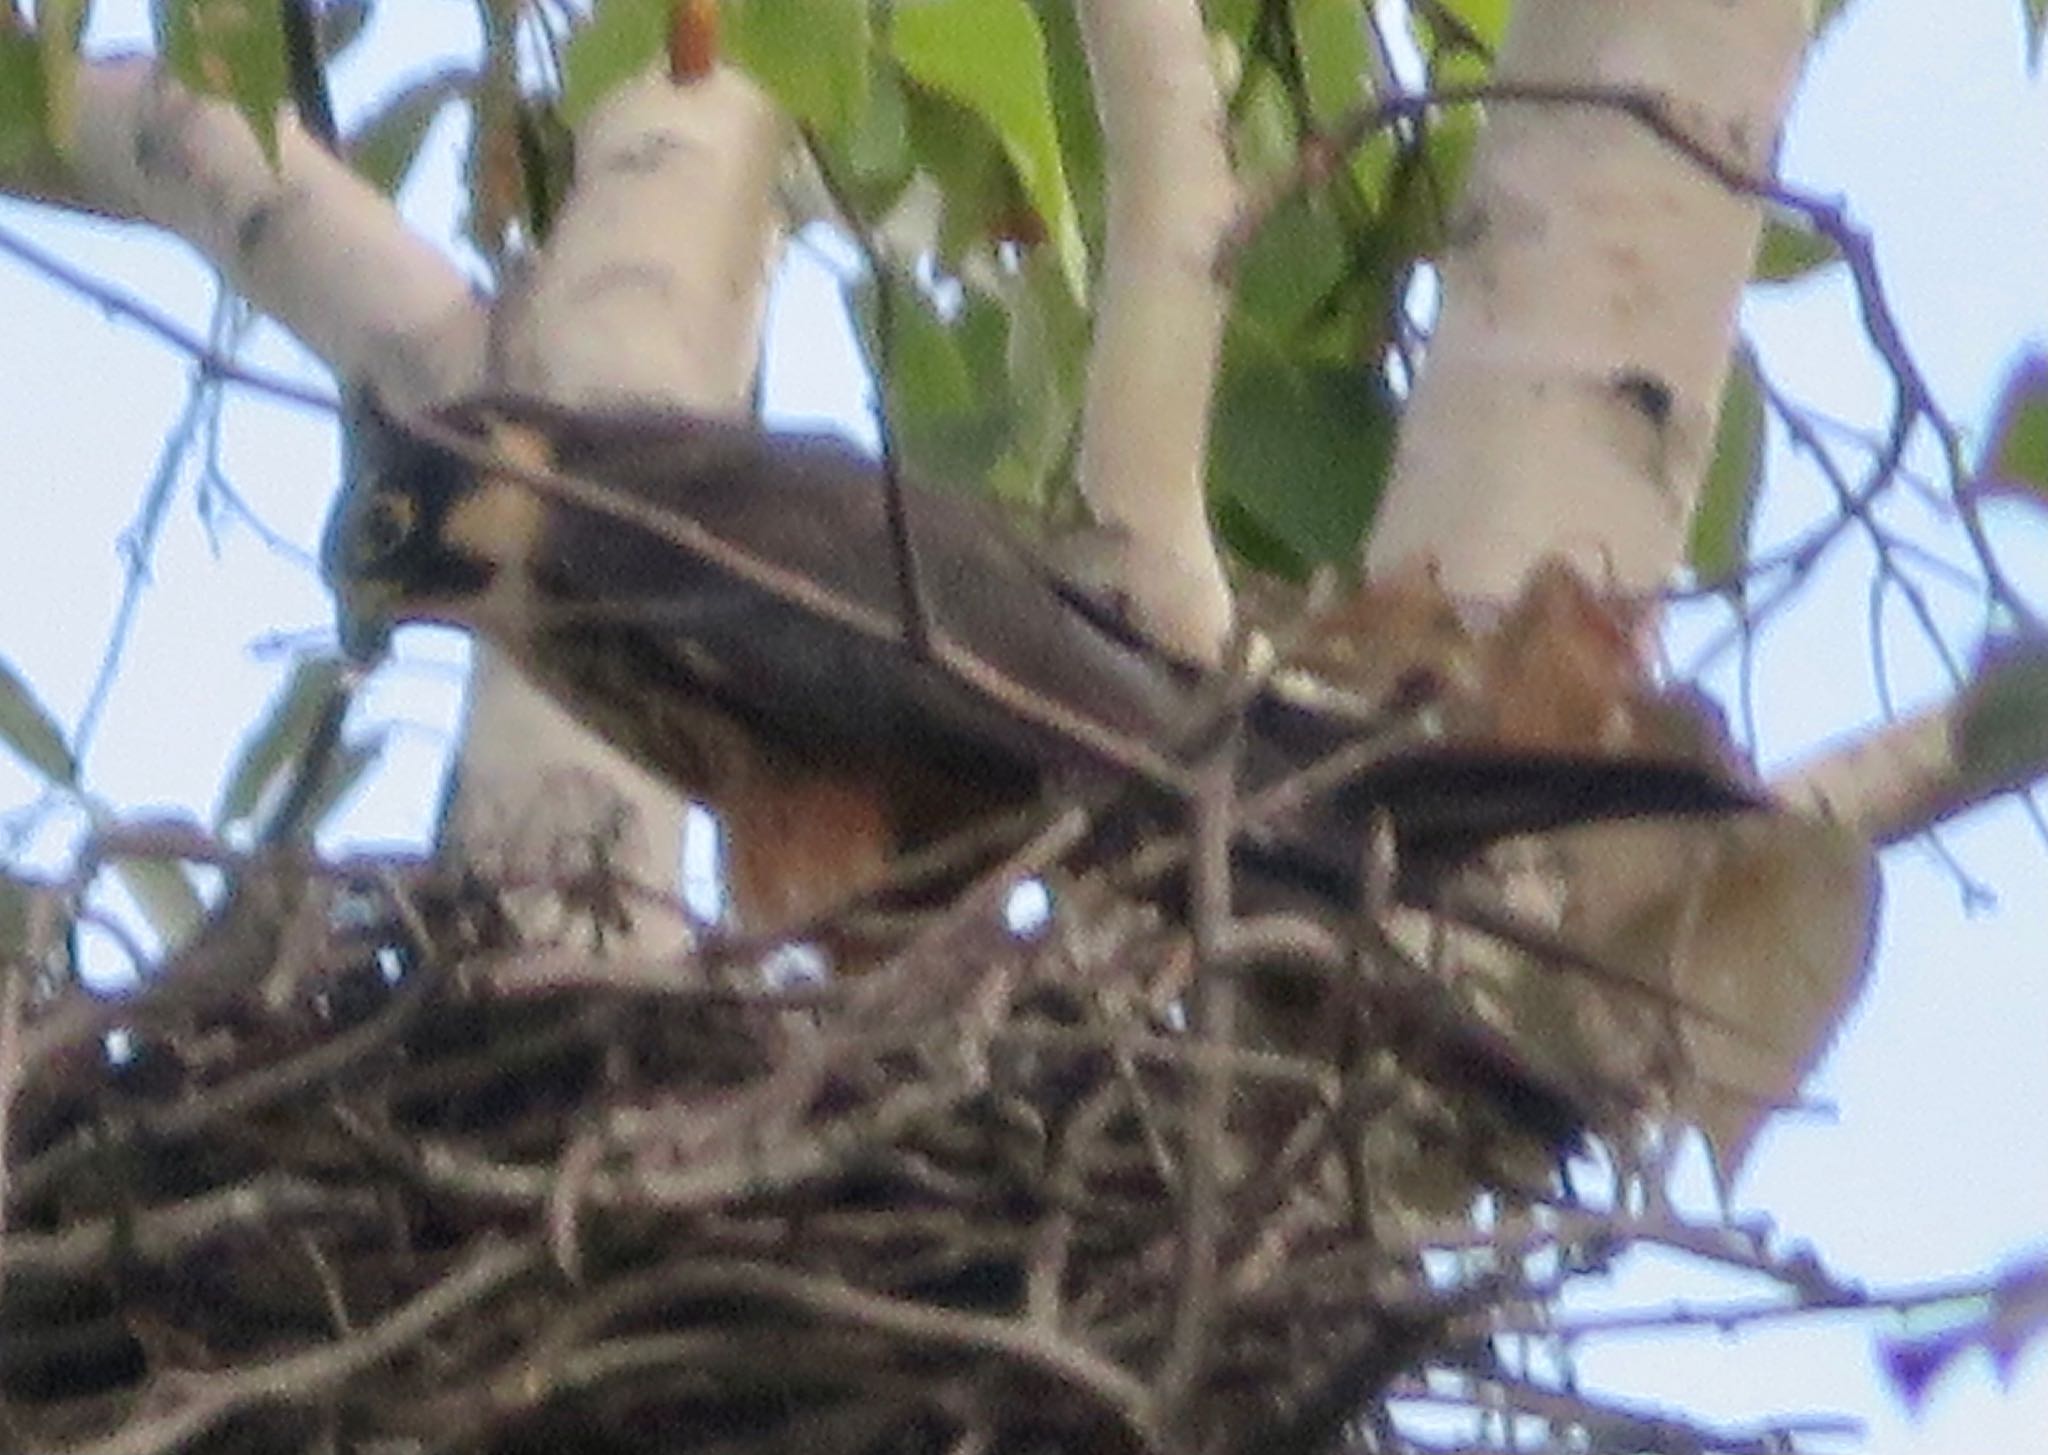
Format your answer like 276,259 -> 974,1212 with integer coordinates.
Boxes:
445,71 -> 786,943
1368,0 -> 1809,596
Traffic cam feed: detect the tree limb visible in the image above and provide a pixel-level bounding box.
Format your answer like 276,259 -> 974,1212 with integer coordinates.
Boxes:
5,58 -> 485,405
1074,0 -> 1237,665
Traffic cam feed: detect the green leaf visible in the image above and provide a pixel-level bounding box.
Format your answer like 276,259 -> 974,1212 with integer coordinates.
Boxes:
43,0 -> 92,49
1230,191 -> 1396,368
874,273 -> 1015,489
839,59 -> 913,203
886,274 -> 977,418
1689,352 -> 1767,580
215,657 -> 346,832
902,84 -> 1017,260
1001,252 -> 1089,507
0,654 -> 75,786
1432,0 -> 1511,49
1957,639 -> 2048,795
0,33 -> 47,173
727,0 -> 871,139
1229,195 -> 1349,345
1204,0 -> 1262,47
1212,493 -> 1311,582
1292,0 -> 1372,128
36,0 -> 89,152
160,0 -> 290,165
1234,65 -> 1304,183
514,100 -> 577,244
1424,0 -> 1505,85
1380,112 -> 1480,259
1979,353 -> 2048,499
1209,346 -> 1395,566
891,0 -> 1088,299
566,0 -> 879,144
1026,0 -> 1104,248
110,852 -> 205,946
562,0 -> 665,124
1753,220 -> 1840,283
1415,106 -> 1479,213
346,69 -> 470,196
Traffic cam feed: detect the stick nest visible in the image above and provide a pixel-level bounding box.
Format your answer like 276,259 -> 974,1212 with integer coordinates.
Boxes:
3,841 -> 1601,1455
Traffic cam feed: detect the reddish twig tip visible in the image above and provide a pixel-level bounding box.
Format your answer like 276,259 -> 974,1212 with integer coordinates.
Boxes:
671,0 -> 720,81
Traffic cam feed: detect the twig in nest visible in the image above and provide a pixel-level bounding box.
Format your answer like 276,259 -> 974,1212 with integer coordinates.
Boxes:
1159,749 -> 1242,1412
60,1240 -> 538,1455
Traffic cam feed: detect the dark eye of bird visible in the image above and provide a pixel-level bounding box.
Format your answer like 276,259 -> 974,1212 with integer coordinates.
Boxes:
357,493 -> 417,563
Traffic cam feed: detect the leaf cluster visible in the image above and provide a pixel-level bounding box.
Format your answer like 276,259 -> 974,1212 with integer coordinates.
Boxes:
2,2 -> 1895,583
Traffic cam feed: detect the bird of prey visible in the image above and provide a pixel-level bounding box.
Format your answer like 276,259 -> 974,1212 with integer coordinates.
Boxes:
322,394 -> 1756,937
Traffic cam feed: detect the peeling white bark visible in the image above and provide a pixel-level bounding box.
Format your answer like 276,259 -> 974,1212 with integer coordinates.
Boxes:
491,70 -> 785,410
446,69 -> 787,938
1368,0 -> 1809,597
1074,0 -> 1236,665
47,60 -> 486,405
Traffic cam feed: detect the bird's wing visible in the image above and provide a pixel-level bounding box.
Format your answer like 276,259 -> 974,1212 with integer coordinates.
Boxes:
483,398 -> 1195,786
423,396 -> 1764,904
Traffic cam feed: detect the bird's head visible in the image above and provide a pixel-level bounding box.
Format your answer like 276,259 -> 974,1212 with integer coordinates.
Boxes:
322,390 -> 549,659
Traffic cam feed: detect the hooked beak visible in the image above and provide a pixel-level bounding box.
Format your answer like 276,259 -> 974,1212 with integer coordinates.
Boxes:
331,576 -> 399,662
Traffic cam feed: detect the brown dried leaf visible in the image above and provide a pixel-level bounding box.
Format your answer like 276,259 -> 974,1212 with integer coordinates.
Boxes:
1484,560 -> 1650,753
1292,557 -> 1740,768
1283,558 -> 1481,714
1562,813 -> 1880,1188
